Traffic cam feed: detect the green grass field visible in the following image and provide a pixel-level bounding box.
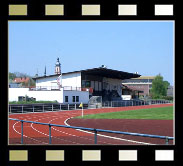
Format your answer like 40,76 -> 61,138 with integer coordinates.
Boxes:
76,106 -> 173,120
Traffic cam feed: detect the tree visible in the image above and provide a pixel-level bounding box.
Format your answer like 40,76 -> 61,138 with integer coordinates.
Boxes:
9,72 -> 35,86
164,80 -> 170,89
9,72 -> 16,82
150,74 -> 170,99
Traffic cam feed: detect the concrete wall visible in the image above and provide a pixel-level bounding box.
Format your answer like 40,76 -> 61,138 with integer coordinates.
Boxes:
9,88 -> 63,103
35,72 -> 81,89
36,76 -> 58,90
62,72 -> 81,87
63,90 -> 89,104
9,88 -> 89,104
9,88 -> 29,101
28,90 -> 64,103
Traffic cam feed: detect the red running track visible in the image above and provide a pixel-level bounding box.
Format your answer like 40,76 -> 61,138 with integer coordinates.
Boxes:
9,104 -> 173,145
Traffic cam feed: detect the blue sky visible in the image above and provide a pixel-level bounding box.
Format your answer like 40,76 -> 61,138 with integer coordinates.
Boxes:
9,21 -> 174,85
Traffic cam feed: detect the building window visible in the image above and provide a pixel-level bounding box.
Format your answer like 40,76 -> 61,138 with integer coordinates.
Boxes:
85,81 -> 90,87
72,96 -> 75,102
76,96 -> 79,102
65,96 -> 68,102
82,80 -> 91,88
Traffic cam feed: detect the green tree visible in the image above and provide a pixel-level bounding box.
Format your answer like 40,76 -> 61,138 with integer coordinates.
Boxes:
9,72 -> 35,86
164,80 -> 170,89
9,72 -> 16,82
150,74 -> 170,99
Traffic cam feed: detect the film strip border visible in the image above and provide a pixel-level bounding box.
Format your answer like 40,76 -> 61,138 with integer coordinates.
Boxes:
2,0 -> 178,166
8,4 -> 174,16
8,149 -> 174,162
7,2 -> 175,18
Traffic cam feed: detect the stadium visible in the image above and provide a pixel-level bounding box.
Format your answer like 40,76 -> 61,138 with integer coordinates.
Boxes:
9,58 -> 174,145
9,58 -> 141,105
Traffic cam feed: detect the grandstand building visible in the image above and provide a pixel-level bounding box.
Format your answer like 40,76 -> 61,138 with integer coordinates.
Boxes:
9,58 -> 141,103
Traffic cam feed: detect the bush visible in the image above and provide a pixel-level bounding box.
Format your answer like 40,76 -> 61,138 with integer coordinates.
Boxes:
162,96 -> 173,101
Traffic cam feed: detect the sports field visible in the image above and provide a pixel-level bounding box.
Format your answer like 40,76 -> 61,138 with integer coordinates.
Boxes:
75,106 -> 173,120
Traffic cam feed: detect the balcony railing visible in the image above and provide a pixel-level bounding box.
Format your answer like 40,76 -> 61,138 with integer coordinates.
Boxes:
28,86 -> 93,92
29,86 -> 60,91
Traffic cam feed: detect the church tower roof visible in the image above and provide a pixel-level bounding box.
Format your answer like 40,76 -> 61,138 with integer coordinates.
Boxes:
55,57 -> 61,66
55,57 -> 61,74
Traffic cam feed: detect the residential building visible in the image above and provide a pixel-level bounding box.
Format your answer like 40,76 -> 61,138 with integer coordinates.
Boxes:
122,76 -> 155,97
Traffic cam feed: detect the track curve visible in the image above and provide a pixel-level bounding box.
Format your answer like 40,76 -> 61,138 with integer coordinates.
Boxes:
9,104 -> 173,145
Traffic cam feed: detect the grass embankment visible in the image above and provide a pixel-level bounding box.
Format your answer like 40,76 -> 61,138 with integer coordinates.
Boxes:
75,106 -> 173,120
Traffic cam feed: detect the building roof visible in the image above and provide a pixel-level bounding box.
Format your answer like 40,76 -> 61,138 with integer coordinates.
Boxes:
14,77 -> 30,83
33,67 -> 140,80
132,76 -> 155,80
80,67 -> 140,80
122,84 -> 144,93
32,74 -> 60,80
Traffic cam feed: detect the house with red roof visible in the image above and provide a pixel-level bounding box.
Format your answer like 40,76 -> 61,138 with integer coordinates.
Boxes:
13,77 -> 30,84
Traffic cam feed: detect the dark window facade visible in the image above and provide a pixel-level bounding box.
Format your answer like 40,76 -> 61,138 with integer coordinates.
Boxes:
65,96 -> 68,102
76,96 -> 79,102
72,96 -> 75,102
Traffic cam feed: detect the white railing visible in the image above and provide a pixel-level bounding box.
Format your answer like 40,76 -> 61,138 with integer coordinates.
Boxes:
102,99 -> 172,108
29,86 -> 60,91
29,86 -> 92,91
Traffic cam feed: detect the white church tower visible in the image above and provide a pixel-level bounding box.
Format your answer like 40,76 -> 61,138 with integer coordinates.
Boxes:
55,57 -> 61,74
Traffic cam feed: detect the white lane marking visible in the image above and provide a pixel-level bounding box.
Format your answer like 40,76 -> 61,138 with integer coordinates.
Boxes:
12,121 -> 48,144
11,114 -> 70,144
64,117 -> 154,145
30,116 -> 80,144
45,114 -> 109,144
50,117 -> 110,144
19,112 -> 110,144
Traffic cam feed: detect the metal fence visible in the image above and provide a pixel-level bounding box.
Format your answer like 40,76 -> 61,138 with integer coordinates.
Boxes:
102,99 -> 172,108
9,99 -> 172,114
9,118 -> 174,145
9,103 -> 88,114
